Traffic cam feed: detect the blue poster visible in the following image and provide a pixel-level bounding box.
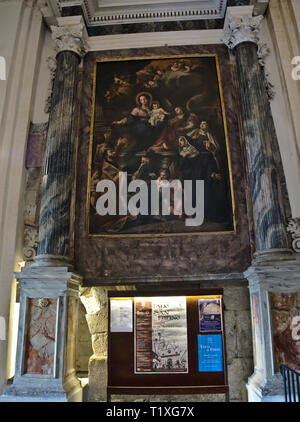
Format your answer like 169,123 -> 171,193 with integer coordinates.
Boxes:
198,334 -> 223,372
199,298 -> 222,332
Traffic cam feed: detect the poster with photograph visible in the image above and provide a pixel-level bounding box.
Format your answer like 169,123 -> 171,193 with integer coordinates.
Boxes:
110,299 -> 133,332
199,297 -> 222,332
134,296 -> 188,374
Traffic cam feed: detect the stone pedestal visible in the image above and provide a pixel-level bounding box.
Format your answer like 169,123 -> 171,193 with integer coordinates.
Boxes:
245,256 -> 300,402
0,266 -> 83,402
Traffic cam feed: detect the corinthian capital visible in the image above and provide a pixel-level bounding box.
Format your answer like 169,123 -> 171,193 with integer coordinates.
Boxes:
51,21 -> 88,58
222,8 -> 263,50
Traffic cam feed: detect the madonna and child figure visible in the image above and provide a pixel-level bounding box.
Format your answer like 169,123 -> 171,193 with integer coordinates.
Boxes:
89,56 -> 233,234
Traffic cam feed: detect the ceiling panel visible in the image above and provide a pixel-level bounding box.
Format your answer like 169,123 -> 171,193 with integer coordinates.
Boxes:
54,0 -> 228,26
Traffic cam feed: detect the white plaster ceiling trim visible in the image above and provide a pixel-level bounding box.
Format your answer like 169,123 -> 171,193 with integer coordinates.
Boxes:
48,0 -> 227,26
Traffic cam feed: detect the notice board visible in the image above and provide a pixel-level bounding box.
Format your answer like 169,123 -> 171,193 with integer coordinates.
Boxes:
107,289 -> 228,398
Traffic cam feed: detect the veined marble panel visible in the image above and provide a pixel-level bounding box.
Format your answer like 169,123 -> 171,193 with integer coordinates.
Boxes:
24,298 -> 57,375
269,292 -> 300,372
65,297 -> 77,376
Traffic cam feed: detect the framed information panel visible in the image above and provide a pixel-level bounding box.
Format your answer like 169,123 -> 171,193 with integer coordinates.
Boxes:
107,289 -> 228,399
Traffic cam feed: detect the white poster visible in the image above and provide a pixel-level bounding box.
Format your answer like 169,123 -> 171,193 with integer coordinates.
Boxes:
110,299 -> 133,332
135,296 -> 188,374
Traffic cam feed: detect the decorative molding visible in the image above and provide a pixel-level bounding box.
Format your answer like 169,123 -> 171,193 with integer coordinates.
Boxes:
47,0 -> 228,26
50,23 -> 88,57
222,13 -> 263,50
37,0 -> 61,18
38,298 -> 50,308
257,42 -> 275,100
23,226 -> 39,263
287,218 -> 300,253
222,7 -> 275,100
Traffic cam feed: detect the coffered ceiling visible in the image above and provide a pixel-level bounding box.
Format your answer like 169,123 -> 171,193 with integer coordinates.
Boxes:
44,0 -> 268,30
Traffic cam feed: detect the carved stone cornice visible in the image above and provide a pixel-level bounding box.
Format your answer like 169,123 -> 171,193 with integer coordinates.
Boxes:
23,226 -> 38,264
46,0 -> 227,26
222,14 -> 263,50
50,23 -> 88,58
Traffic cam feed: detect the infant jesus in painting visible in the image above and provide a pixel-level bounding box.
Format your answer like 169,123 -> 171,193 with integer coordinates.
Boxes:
148,101 -> 170,127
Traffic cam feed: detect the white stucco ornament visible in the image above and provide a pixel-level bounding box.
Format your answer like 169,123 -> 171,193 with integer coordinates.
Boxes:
257,42 -> 276,100
287,218 -> 300,252
51,23 -> 88,58
222,14 -> 263,50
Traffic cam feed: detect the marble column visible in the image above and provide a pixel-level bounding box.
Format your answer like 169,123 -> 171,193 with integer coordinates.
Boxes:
35,19 -> 87,267
223,6 -> 300,402
0,18 -> 87,402
223,7 -> 291,262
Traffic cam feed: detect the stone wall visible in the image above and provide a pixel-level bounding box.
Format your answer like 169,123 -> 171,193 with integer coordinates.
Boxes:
78,281 -> 253,402
269,292 -> 300,372
76,302 -> 93,376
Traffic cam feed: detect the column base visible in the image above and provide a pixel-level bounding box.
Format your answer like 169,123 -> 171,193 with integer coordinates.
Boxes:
0,374 -> 82,402
32,254 -> 74,271
246,371 -> 284,402
0,265 -> 83,402
245,252 -> 300,403
252,248 -> 294,265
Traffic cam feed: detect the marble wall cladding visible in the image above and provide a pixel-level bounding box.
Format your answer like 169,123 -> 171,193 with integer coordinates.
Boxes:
24,298 -> 57,375
74,45 -> 252,283
86,19 -> 224,36
269,292 -> 300,372
23,123 -> 48,264
250,294 -> 263,370
65,297 -> 77,376
24,169 -> 41,228
25,123 -> 48,169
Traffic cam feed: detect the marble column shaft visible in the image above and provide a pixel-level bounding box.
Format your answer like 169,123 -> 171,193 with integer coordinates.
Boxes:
37,51 -> 80,257
234,41 -> 289,252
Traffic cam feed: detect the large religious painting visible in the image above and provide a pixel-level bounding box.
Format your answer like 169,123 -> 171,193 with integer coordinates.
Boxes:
87,55 -> 234,236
